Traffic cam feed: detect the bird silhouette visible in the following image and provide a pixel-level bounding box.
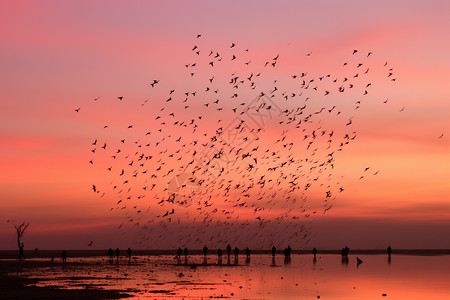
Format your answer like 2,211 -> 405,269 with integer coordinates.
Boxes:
357,257 -> 363,265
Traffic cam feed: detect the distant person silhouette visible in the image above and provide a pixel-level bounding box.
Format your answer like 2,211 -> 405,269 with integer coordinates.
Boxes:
341,248 -> 349,265
312,248 -> 318,257
115,248 -> 120,263
62,250 -> 67,263
108,248 -> 114,262
245,247 -> 251,259
272,246 -> 276,257
127,248 -> 132,263
226,244 -> 232,258
341,246 -> 349,257
283,248 -> 291,264
234,247 -> 239,265
286,245 -> 292,258
245,247 -> 251,264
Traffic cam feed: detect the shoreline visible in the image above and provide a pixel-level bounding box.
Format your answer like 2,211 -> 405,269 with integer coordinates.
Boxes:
1,248 -> 450,259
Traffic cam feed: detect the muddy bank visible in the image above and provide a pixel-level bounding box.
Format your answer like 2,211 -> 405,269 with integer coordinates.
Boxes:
0,260 -> 133,299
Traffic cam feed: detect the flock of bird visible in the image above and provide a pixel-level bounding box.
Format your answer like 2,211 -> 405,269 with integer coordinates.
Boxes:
76,35 -> 398,249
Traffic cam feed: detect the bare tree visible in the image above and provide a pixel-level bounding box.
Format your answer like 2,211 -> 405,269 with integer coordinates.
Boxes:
14,222 -> 30,260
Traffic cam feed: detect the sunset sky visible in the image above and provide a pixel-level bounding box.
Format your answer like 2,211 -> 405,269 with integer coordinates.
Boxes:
1,0 -> 449,250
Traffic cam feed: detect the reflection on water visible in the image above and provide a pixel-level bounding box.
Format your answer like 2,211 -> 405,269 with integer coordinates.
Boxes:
11,254 -> 450,299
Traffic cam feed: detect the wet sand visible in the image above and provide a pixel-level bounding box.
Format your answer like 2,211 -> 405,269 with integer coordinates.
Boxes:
0,260 -> 132,299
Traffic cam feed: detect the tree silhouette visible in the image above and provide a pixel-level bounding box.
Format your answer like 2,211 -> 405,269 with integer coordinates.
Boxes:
14,222 -> 30,260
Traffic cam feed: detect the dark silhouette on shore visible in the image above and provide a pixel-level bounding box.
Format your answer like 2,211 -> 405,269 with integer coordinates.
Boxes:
108,248 -> 114,263
61,250 -> 67,263
115,248 -> 120,263
312,247 -> 318,264
341,246 -> 349,265
14,222 -> 30,260
272,246 -> 276,257
234,247 -> 239,265
341,246 -> 349,257
127,248 -> 132,263
245,247 -> 251,264
283,248 -> 291,264
284,245 -> 292,261
176,248 -> 182,264
19,243 -> 24,260
226,244 -> 231,258
202,245 -> 208,264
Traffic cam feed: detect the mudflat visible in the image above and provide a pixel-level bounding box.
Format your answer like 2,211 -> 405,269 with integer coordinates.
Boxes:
0,260 -> 132,300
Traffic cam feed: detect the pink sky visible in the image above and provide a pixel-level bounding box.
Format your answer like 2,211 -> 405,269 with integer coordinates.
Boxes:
0,0 -> 449,250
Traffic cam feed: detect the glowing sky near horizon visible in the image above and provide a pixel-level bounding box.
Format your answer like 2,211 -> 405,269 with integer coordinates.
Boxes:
0,0 -> 449,250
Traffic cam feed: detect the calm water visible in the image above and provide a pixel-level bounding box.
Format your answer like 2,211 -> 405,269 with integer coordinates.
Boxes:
11,254 -> 450,299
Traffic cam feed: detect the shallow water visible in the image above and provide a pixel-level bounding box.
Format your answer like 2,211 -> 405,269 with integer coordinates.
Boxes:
11,254 -> 450,299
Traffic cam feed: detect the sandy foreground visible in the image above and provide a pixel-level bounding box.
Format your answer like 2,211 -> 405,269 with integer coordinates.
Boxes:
0,260 -> 133,300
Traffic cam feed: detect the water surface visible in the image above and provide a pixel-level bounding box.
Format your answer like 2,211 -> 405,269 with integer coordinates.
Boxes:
11,254 -> 450,299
